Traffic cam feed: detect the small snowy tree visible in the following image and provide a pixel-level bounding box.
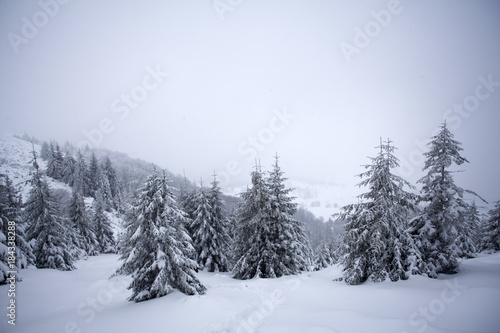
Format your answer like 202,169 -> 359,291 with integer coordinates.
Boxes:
68,189 -> 98,256
115,170 -> 205,302
338,139 -> 425,285
61,153 -> 77,187
24,147 -> 75,271
482,201 -> 500,252
92,191 -> 116,253
101,156 -> 121,210
74,151 -> 91,196
456,201 -> 483,258
46,143 -> 64,180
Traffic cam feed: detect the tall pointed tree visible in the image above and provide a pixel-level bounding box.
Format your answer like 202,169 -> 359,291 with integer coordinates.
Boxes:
74,151 -> 90,196
190,174 -> 231,272
61,152 -> 77,187
233,159 -> 311,279
68,189 -> 98,256
482,201 -> 500,252
338,139 -> 426,285
92,190 -> 116,253
266,155 -> 311,275
24,146 -> 75,271
115,170 -> 205,302
409,122 -> 480,276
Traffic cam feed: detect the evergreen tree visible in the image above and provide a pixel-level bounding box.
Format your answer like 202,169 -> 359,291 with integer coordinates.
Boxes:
40,141 -> 51,161
190,174 -> 231,272
338,139 -> 425,285
46,142 -> 63,179
92,191 -> 116,253
61,153 -> 77,187
115,170 -> 205,302
24,147 -> 75,271
102,156 -> 121,210
456,201 -> 482,258
408,122 -> 480,276
68,189 -> 98,256
314,239 -> 335,271
482,201 -> 500,252
0,175 -> 34,283
88,152 -> 100,197
266,155 -> 312,274
233,159 -> 310,279
75,151 -> 91,196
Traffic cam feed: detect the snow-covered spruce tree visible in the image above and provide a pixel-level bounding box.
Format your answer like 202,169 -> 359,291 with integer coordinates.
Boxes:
68,189 -> 98,256
232,165 -> 273,279
24,147 -> 75,270
457,201 -> 483,258
314,239 -> 335,271
115,170 -> 205,302
408,122 -> 482,276
267,155 -> 311,274
0,175 -> 34,283
40,141 -> 51,161
88,152 -> 100,197
338,139 -> 425,285
46,143 -> 64,180
207,173 -> 232,270
74,151 -> 91,196
233,159 -> 310,279
190,175 -> 231,272
92,190 -> 116,253
101,156 -> 121,210
61,153 -> 77,187
482,201 -> 500,252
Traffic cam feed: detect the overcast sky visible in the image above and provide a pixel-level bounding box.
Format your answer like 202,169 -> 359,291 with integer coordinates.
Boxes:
1,0 -> 499,205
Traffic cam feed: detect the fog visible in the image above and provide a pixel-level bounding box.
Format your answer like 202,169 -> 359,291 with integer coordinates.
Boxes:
1,0 -> 499,204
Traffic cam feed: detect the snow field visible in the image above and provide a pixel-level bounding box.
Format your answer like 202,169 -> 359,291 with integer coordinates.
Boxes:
1,253 -> 499,333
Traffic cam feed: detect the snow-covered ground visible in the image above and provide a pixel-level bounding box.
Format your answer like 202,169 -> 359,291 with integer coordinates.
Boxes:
1,253 -> 499,333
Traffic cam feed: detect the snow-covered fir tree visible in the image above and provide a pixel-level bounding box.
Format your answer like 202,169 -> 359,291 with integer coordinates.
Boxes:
68,189 -> 98,256
24,147 -> 75,271
46,143 -> 64,180
314,239 -> 335,271
101,156 -> 121,210
0,175 -> 34,283
115,170 -> 205,302
61,152 -> 77,187
482,201 -> 500,252
266,155 -> 311,274
40,141 -> 51,161
338,139 -> 426,285
88,152 -> 100,197
408,122 -> 481,276
190,174 -> 231,272
92,190 -> 116,253
74,151 -> 91,196
233,158 -> 311,279
457,201 -> 483,258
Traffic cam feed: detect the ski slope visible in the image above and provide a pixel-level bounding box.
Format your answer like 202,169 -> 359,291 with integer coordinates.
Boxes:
1,253 -> 499,333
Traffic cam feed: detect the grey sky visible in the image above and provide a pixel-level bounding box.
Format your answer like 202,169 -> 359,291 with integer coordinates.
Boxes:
1,0 -> 499,205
